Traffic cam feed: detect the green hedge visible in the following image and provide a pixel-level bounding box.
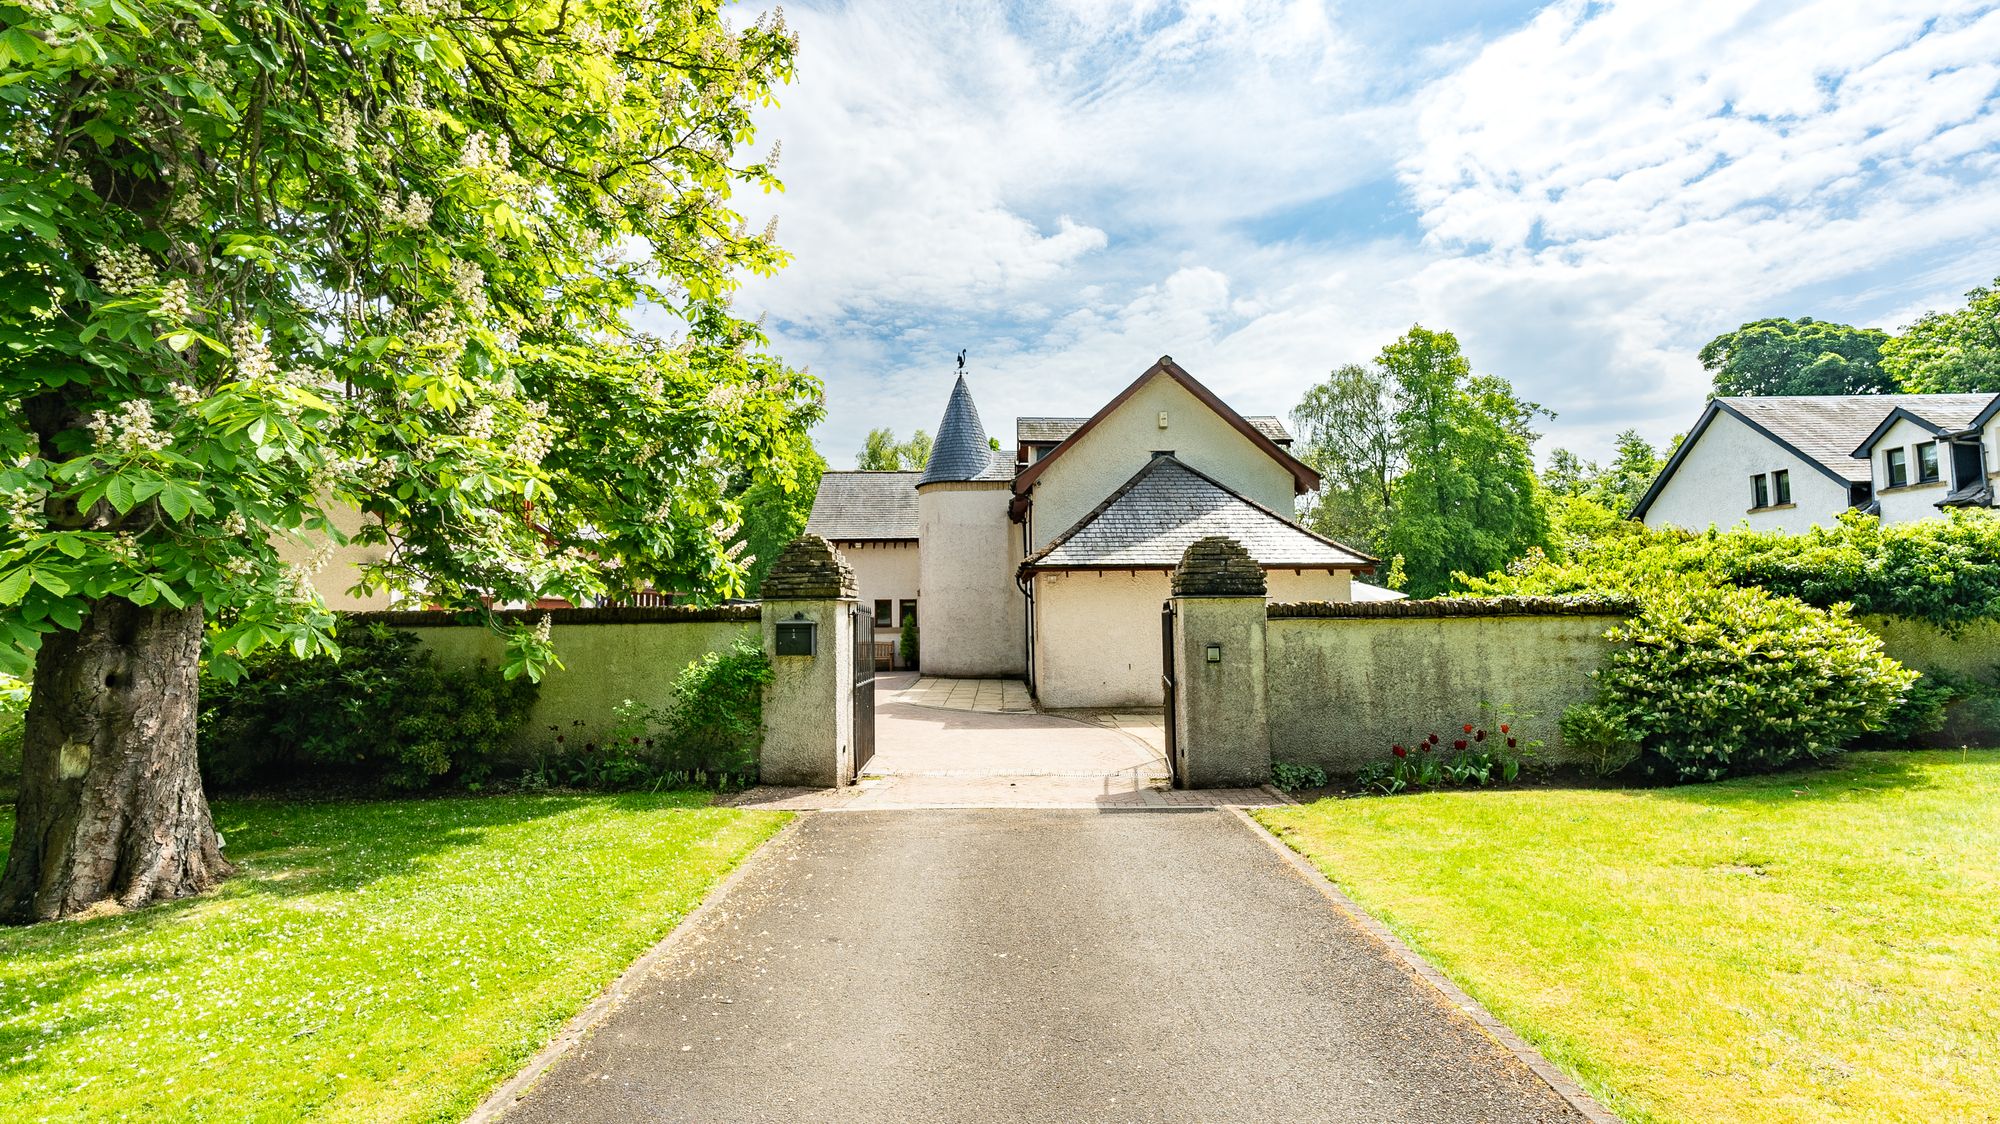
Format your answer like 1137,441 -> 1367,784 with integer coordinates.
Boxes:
1459,510 -> 2000,629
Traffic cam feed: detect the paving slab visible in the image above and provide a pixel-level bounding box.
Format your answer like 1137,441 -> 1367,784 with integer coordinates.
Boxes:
496,810 -> 1588,1124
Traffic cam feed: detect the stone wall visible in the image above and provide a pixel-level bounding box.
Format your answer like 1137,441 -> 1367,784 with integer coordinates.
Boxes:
1261,599 -> 1631,773
354,605 -> 758,752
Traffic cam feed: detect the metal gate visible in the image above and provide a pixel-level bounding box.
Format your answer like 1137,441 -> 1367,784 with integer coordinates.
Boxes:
1159,600 -> 1180,788
851,603 -> 876,780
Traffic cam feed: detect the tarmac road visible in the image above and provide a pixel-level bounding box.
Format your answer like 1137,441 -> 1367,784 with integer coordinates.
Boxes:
497,808 -> 1588,1124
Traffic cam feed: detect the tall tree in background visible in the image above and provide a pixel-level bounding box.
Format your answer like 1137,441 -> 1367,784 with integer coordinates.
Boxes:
0,0 -> 803,921
855,428 -> 931,471
1293,327 -> 1549,596
1881,276 -> 2000,393
735,443 -> 826,595
1699,318 -> 1893,397
1291,363 -> 1395,552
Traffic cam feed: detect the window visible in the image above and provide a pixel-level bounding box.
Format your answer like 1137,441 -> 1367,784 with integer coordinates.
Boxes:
899,599 -> 917,626
1751,473 -> 1770,509
1773,469 -> 1790,505
1885,447 -> 1908,488
1918,441 -> 1940,483
873,599 -> 892,628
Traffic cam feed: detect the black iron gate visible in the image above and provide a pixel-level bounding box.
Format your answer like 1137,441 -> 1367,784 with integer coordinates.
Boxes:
851,603 -> 876,781
1160,600 -> 1179,788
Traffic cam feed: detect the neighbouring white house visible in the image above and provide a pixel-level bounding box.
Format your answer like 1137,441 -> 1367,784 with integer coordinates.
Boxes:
804,356 -> 1378,707
1631,393 -> 2000,531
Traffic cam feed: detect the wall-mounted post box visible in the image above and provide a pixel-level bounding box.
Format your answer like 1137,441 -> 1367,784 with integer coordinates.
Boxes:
775,617 -> 818,657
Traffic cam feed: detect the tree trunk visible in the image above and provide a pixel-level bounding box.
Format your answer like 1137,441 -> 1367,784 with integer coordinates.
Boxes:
0,597 -> 230,923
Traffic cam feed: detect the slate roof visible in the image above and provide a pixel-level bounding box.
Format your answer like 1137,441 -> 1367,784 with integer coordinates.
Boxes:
919,374 -> 1008,483
1022,455 -> 1373,571
803,472 -> 920,541
1721,395 -> 1994,482
1632,393 -> 2000,519
1016,415 -> 1292,445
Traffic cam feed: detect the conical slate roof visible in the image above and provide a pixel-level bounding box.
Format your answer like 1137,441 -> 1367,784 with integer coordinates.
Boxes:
918,373 -> 999,484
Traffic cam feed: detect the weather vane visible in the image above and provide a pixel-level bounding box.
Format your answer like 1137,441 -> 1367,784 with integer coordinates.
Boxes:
956,348 -> 967,371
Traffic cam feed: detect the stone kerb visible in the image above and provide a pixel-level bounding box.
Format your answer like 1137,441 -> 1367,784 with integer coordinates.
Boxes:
760,535 -> 858,788
1171,537 -> 1272,788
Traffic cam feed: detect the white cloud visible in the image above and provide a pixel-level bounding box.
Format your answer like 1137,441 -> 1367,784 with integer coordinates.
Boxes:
730,0 -> 2000,467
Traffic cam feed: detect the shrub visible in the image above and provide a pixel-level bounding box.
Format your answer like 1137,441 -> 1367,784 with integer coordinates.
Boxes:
1270,762 -> 1328,792
1458,509 -> 2000,630
899,616 -> 919,670
200,625 -> 537,790
531,637 -> 773,790
0,672 -> 24,803
1589,586 -> 1914,781
1558,701 -> 1639,776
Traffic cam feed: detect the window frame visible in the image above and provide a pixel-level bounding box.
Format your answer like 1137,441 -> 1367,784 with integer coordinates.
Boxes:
898,599 -> 917,626
873,599 -> 892,628
1885,446 -> 1908,488
1772,469 -> 1790,505
1917,441 -> 1940,484
1751,473 -> 1770,509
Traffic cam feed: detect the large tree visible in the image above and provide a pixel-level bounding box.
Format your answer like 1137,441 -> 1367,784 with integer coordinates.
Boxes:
0,0 -> 807,921
855,427 -> 930,471
1880,276 -> 2000,393
1291,362 -> 1395,553
1698,317 -> 1894,397
1292,327 -> 1549,596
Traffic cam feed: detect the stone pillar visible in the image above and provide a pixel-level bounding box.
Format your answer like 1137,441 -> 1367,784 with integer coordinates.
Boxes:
760,536 -> 859,787
1171,537 -> 1272,788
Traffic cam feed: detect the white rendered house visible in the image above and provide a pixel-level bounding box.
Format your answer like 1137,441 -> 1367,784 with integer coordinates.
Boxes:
1632,394 -> 2000,531
804,356 -> 1375,707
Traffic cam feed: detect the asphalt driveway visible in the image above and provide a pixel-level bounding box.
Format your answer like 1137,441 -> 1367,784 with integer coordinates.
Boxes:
496,809 -> 1589,1123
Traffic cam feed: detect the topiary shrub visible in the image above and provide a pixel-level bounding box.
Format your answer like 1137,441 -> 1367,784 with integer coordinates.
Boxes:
899,615 -> 919,671
1588,585 -> 1915,781
200,624 -> 537,791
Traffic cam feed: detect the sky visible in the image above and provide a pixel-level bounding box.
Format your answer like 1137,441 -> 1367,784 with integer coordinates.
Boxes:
708,0 -> 2000,469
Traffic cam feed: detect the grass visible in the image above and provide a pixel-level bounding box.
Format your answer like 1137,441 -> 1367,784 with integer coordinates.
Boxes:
0,792 -> 788,1122
1255,750 -> 2000,1124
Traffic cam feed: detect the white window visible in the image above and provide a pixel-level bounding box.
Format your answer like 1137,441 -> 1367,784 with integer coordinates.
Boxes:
1751,474 -> 1769,509
1885,447 -> 1908,488
1773,469 -> 1790,505
1917,441 -> 1940,484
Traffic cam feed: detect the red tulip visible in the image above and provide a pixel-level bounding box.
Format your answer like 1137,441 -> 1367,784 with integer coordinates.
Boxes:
1499,723 -> 1510,734
1428,733 -> 1440,745
1454,739 -> 1469,750
1507,737 -> 1517,748
1475,730 -> 1486,742
1463,724 -> 1474,734
1393,745 -> 1407,758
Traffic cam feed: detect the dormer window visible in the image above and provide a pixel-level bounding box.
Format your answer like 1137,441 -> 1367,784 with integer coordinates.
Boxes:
1917,442 -> 1940,484
1885,447 -> 1908,488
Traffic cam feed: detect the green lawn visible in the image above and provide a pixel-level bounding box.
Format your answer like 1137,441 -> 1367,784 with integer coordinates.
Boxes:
1256,750 -> 2000,1124
0,793 -> 788,1122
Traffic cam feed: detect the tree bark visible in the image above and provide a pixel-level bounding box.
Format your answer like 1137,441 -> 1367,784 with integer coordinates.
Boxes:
0,597 -> 230,923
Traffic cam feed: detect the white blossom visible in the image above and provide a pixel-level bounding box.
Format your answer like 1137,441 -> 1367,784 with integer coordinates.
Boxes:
158,279 -> 192,323
229,321 -> 280,383
3,489 -> 43,536
168,382 -> 202,408
87,399 -> 171,455
95,246 -> 157,296
381,192 -> 433,230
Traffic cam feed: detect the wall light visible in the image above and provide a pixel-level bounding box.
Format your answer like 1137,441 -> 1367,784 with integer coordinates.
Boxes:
1205,643 -> 1222,663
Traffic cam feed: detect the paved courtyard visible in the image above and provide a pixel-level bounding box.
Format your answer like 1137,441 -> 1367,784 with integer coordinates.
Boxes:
494,810 -> 1591,1123
727,673 -> 1276,809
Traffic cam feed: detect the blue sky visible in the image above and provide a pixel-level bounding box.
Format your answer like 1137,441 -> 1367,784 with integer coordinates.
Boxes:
717,0 -> 2000,468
